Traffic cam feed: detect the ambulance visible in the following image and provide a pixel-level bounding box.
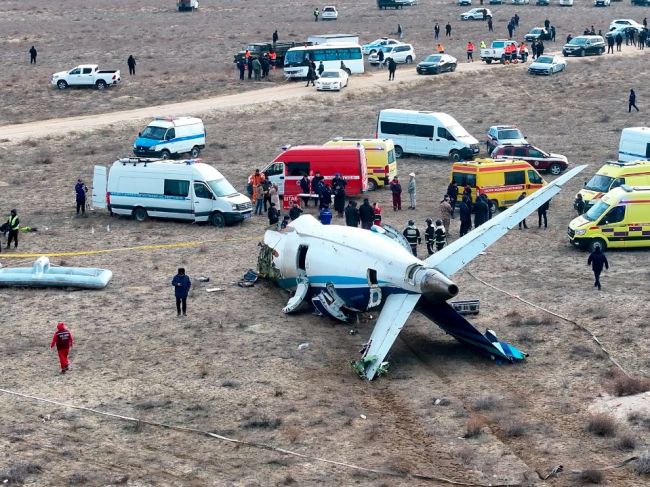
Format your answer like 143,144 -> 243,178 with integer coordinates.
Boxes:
324,138 -> 397,190
578,160 -> 650,210
568,185 -> 650,251
450,158 -> 546,212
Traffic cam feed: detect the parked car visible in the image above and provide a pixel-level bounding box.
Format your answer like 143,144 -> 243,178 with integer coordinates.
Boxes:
486,125 -> 527,152
458,0 -> 472,5
480,40 -> 527,64
460,8 -> 492,20
524,27 -> 552,41
492,144 -> 568,175
368,44 -> 415,64
133,117 -> 205,159
315,69 -> 349,91
321,5 -> 338,19
512,0 -> 529,4
416,54 -> 457,74
527,55 -> 567,75
609,19 -> 644,32
177,0 -> 198,11
536,0 -> 550,5
51,64 -> 121,90
377,0 -> 404,8
632,0 -> 650,5
489,0 -> 504,3
361,37 -> 400,55
562,35 -> 605,57
594,0 -> 610,5
396,0 -> 418,5
559,0 -> 574,5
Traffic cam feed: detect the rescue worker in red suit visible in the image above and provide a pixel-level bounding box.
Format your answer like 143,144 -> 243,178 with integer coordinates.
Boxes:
50,322 -> 73,374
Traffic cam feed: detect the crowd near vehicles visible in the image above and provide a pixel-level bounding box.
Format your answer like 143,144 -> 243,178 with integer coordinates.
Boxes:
368,44 -> 416,64
321,6 -> 338,20
524,28 -> 552,42
486,125 -> 526,152
451,158 -> 547,211
284,44 -> 363,78
133,117 -> 205,159
578,160 -> 650,209
324,138 -> 397,190
568,185 -> 650,251
377,109 -> 480,160
177,0 -> 198,10
361,37 -> 400,55
233,41 -> 306,64
562,35 -> 605,56
460,8 -> 492,20
618,127 -> 650,162
480,40 -> 526,64
92,158 -> 252,227
527,55 -> 567,75
261,145 -> 368,200
416,54 -> 457,75
491,144 -> 568,175
315,69 -> 349,91
51,64 -> 120,90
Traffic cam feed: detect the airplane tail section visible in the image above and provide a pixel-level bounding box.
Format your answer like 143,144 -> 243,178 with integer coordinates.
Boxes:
417,299 -> 526,363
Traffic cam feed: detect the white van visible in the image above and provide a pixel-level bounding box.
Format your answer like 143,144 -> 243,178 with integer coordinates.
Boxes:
619,127 -> 650,162
92,158 -> 252,227
376,109 -> 480,160
133,117 -> 206,159
559,0 -> 574,5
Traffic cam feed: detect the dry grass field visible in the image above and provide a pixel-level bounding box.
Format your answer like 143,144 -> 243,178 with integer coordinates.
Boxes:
1,1 -> 650,486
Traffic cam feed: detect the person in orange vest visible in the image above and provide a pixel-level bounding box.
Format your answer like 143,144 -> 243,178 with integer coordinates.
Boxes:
466,41 -> 475,62
50,322 -> 74,374
269,50 -> 277,68
437,43 -> 445,54
245,49 -> 251,59
373,202 -> 382,226
518,42 -> 528,62
504,43 -> 513,64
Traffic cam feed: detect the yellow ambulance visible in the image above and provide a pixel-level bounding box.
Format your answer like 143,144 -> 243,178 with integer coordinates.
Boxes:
578,160 -> 650,210
451,158 -> 546,212
324,138 -> 397,190
568,185 -> 650,251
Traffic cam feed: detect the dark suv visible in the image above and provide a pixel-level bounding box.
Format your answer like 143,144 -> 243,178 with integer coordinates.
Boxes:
562,35 -> 606,57
491,144 -> 569,175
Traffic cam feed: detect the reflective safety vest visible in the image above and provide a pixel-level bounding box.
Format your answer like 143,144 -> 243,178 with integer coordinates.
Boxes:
467,43 -> 474,52
480,41 -> 486,49
519,44 -> 526,53
437,44 -> 445,53
8,215 -> 19,230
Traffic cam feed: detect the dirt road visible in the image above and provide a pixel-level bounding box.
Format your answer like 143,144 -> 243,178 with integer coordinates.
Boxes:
2,46 -> 644,145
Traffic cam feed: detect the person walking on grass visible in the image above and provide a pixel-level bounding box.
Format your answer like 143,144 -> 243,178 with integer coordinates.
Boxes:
75,179 -> 87,216
50,322 -> 73,374
629,89 -> 639,112
29,46 -> 37,64
588,244 -> 608,290
390,176 -> 402,210
466,41 -> 475,62
439,195 -> 453,235
6,209 -> 19,250
254,183 -> 265,215
172,268 -> 191,317
537,200 -> 549,229
313,7 -> 319,21
407,172 -> 417,209
127,55 -> 136,76
434,23 -> 440,40
517,192 -> 528,229
387,57 -> 396,81
305,63 -> 317,87
445,23 -> 452,38
397,24 -> 403,39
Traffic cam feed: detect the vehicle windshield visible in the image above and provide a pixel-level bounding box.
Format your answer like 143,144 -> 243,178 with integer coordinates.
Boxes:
284,50 -> 306,65
320,71 -> 340,78
424,55 -> 442,62
498,129 -> 523,139
568,38 -> 588,46
531,28 -> 542,34
583,200 -> 610,222
585,174 -> 613,192
323,7 -> 335,11
448,124 -> 469,138
536,56 -> 554,64
207,179 -> 238,197
140,126 -> 167,140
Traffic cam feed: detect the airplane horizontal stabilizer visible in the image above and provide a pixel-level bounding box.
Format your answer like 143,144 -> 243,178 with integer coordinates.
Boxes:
358,292 -> 421,380
417,299 -> 526,363
424,165 -> 587,277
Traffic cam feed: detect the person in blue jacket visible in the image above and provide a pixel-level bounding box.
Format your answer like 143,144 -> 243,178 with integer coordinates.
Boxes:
172,268 -> 191,317
75,179 -> 87,216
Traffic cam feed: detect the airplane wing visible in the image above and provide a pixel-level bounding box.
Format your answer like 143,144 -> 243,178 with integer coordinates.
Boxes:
358,293 -> 421,380
424,165 -> 587,277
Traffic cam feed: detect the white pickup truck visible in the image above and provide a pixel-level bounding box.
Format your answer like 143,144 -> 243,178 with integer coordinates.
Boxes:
51,65 -> 121,90
480,40 -> 527,64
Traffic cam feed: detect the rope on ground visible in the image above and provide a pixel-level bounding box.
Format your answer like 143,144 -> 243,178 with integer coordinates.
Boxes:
464,269 -> 630,377
0,235 -> 262,259
0,386 -> 521,487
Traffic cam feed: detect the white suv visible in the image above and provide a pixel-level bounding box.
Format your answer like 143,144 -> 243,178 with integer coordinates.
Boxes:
461,8 -> 492,20
368,44 -> 416,65
321,6 -> 338,20
609,19 -> 643,32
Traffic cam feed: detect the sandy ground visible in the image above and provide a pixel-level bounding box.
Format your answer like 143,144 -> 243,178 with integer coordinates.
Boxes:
1,1 -> 650,486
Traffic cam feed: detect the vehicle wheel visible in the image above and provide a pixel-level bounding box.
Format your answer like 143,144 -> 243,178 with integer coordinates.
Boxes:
405,56 -> 413,64
450,64 -> 457,72
600,47 -> 605,55
579,48 -> 585,57
490,199 -> 499,214
588,238 -> 606,253
210,212 -> 226,228
394,145 -> 404,158
369,49 -> 377,55
96,80 -> 107,90
486,59 -> 492,64
449,150 -> 462,162
190,146 -> 201,158
549,163 -> 563,175
133,207 -> 148,222
57,80 -> 68,90
367,179 -> 378,191
160,150 -> 171,160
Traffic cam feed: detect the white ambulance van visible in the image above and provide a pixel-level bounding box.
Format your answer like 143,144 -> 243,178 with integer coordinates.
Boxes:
133,117 -> 206,159
92,158 -> 252,227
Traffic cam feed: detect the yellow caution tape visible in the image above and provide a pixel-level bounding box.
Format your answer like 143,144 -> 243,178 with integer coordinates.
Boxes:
0,235 -> 261,258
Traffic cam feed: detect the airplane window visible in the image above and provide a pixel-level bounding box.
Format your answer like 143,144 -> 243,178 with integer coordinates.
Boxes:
367,269 -> 378,285
297,245 -> 308,271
